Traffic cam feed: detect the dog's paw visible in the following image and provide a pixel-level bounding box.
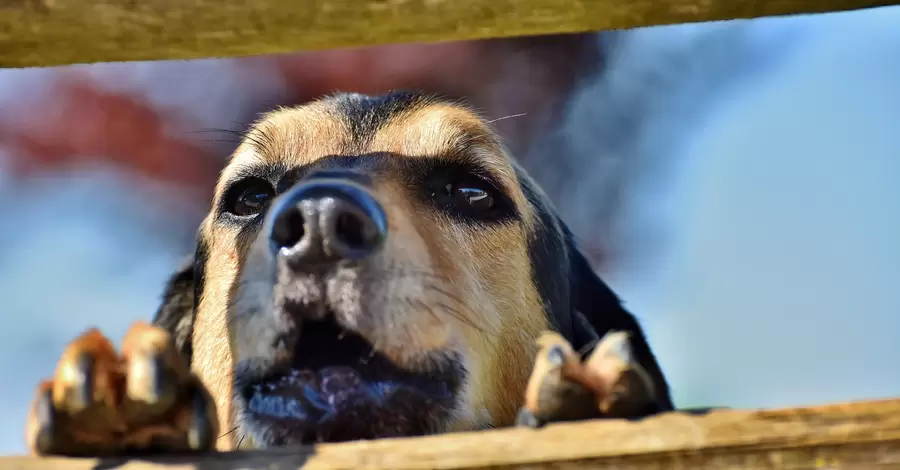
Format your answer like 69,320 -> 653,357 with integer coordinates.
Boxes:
516,332 -> 600,427
25,322 -> 218,456
516,330 -> 659,428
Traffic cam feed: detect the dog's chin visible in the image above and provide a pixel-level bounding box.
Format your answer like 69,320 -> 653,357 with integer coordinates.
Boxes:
234,314 -> 464,447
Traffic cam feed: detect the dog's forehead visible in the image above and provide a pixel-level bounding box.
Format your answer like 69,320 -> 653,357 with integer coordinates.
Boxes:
222,93 -> 520,195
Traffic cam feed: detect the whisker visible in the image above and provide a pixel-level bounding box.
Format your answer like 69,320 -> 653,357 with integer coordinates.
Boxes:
398,298 -> 419,342
188,127 -> 272,150
428,297 -> 486,335
199,139 -> 244,145
231,262 -> 496,338
486,112 -> 527,124
366,264 -> 496,337
218,426 -> 239,439
187,128 -> 244,135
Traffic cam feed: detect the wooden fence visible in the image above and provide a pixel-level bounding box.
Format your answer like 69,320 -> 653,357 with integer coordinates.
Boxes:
1,0 -> 899,67
4,398 -> 900,469
2,0 -> 899,468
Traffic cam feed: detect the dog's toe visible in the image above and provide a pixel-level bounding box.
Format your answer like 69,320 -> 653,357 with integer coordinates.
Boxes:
26,323 -> 218,456
121,322 -> 192,424
584,331 -> 659,419
185,384 -> 218,451
26,382 -> 59,455
118,377 -> 218,452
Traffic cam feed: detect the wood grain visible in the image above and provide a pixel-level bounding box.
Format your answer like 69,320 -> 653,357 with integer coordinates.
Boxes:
5,397 -> 900,469
1,0 -> 900,68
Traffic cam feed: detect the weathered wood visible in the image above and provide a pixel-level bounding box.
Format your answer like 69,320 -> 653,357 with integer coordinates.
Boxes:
4,398 -> 900,469
1,0 -> 899,68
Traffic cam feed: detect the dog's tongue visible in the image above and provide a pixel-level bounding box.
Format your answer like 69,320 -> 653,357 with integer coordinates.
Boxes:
247,366 -> 398,421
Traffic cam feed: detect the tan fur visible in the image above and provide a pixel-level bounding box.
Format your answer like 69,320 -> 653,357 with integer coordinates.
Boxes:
191,220 -> 238,450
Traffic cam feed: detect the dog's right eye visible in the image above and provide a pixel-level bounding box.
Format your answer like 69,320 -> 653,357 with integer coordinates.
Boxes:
225,179 -> 275,217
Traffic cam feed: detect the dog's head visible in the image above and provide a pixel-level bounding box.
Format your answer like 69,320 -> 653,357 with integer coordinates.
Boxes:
153,91 -> 671,449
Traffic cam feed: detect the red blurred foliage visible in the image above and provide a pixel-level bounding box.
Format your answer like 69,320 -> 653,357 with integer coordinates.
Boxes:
0,34 -> 600,220
0,72 -> 222,200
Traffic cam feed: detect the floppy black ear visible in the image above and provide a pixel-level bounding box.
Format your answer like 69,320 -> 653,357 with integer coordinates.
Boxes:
564,231 -> 675,412
151,254 -> 198,363
513,165 -> 673,411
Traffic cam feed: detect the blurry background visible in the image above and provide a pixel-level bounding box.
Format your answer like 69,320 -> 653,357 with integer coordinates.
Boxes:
2,5 -> 899,454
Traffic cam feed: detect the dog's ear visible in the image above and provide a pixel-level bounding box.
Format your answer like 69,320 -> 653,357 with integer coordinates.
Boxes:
565,232 -> 675,412
513,165 -> 673,411
152,255 -> 198,362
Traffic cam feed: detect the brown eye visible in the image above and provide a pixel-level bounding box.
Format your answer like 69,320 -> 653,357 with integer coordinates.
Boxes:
448,183 -> 495,212
228,180 -> 275,217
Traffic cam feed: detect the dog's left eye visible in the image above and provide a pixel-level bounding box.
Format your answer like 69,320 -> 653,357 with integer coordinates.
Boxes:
225,179 -> 275,217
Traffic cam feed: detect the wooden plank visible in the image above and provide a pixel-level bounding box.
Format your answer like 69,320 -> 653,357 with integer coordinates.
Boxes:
4,397 -> 900,469
2,0 -> 900,69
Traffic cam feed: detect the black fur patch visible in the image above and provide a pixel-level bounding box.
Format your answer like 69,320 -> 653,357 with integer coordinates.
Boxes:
329,91 -> 453,149
517,169 -> 574,341
151,235 -> 208,362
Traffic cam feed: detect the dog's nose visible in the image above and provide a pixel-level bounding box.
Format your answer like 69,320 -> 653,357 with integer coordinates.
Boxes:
269,179 -> 387,265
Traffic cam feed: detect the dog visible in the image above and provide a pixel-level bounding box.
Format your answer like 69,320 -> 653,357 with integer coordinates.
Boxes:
25,91 -> 673,456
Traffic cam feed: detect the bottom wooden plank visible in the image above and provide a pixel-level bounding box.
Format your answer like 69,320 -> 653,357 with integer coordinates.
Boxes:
4,398 -> 900,469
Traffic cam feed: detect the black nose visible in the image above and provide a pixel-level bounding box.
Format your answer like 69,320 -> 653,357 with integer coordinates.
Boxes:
268,179 -> 387,266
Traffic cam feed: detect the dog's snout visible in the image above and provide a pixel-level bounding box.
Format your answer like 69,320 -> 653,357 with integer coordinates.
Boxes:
269,179 -> 387,266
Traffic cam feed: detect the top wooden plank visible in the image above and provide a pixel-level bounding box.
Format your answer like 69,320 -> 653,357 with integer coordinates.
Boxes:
1,0 -> 899,68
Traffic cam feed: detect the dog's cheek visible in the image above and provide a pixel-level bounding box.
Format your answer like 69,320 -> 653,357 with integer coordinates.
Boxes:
350,253 -> 460,368
454,223 -> 549,427
351,194 -> 463,365
192,235 -> 242,450
230,233 -> 299,367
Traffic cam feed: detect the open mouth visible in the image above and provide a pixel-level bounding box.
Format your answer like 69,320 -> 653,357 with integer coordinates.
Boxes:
236,314 -> 462,446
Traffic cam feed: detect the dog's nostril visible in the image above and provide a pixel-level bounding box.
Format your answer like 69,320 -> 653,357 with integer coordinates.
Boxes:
272,208 -> 306,250
335,212 -> 365,249
330,206 -> 384,258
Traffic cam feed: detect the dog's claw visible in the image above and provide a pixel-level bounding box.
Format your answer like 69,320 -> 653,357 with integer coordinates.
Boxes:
517,330 -> 660,426
30,385 -> 57,455
515,408 -> 543,428
186,382 -> 217,451
546,345 -> 567,367
26,323 -> 219,456
66,353 -> 94,414
126,354 -> 164,405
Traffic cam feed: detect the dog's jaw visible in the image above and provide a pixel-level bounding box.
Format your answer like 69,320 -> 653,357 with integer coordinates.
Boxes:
231,319 -> 465,446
